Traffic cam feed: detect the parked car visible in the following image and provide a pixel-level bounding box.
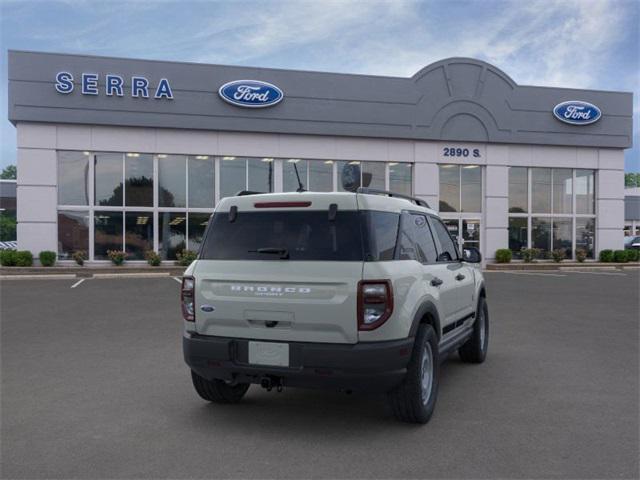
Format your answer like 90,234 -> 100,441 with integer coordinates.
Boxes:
181,188 -> 488,424
624,236 -> 640,250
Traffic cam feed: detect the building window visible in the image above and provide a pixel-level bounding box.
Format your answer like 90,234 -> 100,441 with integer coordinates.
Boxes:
248,158 -> 274,193
438,164 -> 482,213
362,162 -> 386,190
57,210 -> 89,259
188,156 -> 215,208
158,155 -> 186,207
159,212 -> 186,260
309,160 -> 333,192
124,153 -> 153,207
508,168 -> 596,259
95,153 -> 123,206
219,157 -> 274,199
389,163 -> 412,196
94,211 -> 123,260
283,159 -> 308,192
58,151 -> 90,205
125,212 -> 153,260
188,212 -> 211,252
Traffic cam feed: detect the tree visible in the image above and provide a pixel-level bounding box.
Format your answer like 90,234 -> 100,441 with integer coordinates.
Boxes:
625,172 -> 640,188
0,165 -> 16,180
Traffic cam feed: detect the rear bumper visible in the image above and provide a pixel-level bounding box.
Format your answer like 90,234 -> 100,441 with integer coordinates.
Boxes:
183,332 -> 414,393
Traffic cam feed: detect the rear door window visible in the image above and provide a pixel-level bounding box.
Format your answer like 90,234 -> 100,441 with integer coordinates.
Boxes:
430,217 -> 459,261
397,212 -> 438,263
200,210 -> 363,261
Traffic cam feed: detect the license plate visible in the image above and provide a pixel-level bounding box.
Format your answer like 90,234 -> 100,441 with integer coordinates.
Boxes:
248,341 -> 289,367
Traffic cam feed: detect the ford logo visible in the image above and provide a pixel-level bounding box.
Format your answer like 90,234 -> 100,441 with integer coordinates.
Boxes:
200,305 -> 215,312
218,80 -> 283,108
553,101 -> 601,125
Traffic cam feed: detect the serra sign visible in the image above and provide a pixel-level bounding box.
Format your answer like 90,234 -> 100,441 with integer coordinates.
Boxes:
55,72 -> 174,99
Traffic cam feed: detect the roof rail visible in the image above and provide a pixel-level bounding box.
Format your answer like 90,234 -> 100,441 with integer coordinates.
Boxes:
235,190 -> 265,196
356,187 -> 430,209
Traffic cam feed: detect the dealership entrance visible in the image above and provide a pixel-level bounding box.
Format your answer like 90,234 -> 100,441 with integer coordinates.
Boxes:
442,218 -> 481,254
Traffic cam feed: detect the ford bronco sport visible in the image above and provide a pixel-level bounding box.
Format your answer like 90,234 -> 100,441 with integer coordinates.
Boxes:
182,188 -> 488,424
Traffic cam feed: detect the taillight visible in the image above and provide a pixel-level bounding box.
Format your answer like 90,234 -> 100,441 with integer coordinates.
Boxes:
181,276 -> 195,322
357,280 -> 393,331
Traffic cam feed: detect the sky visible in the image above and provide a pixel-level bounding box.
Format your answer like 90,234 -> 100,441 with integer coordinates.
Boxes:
0,0 -> 638,172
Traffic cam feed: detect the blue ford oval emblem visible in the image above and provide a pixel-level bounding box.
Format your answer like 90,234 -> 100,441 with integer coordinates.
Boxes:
200,305 -> 215,312
553,101 -> 601,125
218,80 -> 283,108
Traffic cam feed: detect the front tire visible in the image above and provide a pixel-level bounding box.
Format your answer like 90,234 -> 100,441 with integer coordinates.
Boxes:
459,296 -> 489,363
191,371 -> 250,404
387,324 -> 440,424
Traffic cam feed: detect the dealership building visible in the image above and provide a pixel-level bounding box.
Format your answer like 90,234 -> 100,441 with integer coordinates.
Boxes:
7,50 -> 633,262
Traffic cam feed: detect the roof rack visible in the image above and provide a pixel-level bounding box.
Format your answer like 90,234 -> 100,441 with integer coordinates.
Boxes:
356,187 -> 430,209
235,190 -> 266,196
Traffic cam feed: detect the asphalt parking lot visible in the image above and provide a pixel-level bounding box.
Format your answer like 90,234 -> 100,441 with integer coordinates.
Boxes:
1,270 -> 639,479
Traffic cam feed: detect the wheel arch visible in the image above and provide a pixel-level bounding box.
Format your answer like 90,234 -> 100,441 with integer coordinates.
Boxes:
409,301 -> 442,340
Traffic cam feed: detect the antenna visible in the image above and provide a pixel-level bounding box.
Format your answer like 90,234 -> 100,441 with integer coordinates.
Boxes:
293,163 -> 306,192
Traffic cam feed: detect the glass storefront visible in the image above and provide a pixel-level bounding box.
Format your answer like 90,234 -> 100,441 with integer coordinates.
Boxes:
57,151 -> 411,261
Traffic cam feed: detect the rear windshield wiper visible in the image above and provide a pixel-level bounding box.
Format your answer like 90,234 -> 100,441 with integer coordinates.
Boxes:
249,247 -> 290,259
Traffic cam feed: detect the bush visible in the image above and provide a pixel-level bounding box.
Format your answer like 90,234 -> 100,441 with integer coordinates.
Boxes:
72,250 -> 87,266
107,250 -> 127,266
551,249 -> 565,263
145,250 -> 161,266
39,250 -> 56,267
599,249 -> 614,262
176,249 -> 197,266
0,249 -> 17,266
521,248 -> 540,263
613,250 -> 628,263
575,249 -> 587,263
15,250 -> 33,267
495,249 -> 512,263
626,249 -> 639,262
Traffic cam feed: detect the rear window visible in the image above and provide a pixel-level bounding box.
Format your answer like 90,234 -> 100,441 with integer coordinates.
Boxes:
200,210 -> 364,261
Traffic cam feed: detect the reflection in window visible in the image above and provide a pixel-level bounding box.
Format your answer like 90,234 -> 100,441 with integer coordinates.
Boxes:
95,153 -> 123,206
552,169 -> 572,214
389,163 -> 412,196
461,165 -> 482,212
219,157 -> 246,199
188,212 -> 210,252
576,218 -> 595,258
159,212 -> 186,260
309,160 -> 333,192
552,217 -> 572,257
439,165 -> 460,212
58,211 -> 89,259
508,167 -> 528,213
283,159 -> 307,192
336,161 -> 352,192
94,211 -> 123,259
248,158 -> 273,193
125,153 -> 153,207
575,170 -> 595,214
508,217 -> 527,258
362,162 -> 385,190
158,155 -> 186,207
58,151 -> 90,205
531,217 -> 551,256
531,168 -> 551,213
125,212 -> 153,260
188,156 -> 215,208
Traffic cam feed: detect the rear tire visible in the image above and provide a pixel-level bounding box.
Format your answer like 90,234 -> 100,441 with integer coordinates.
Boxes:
459,296 -> 489,363
387,324 -> 439,424
191,371 -> 250,404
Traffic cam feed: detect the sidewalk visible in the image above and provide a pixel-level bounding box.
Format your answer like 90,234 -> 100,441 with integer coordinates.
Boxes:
0,264 -> 186,278
486,262 -> 639,271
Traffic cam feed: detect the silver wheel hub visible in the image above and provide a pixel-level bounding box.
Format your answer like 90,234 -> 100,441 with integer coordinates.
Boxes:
479,309 -> 486,350
420,343 -> 434,404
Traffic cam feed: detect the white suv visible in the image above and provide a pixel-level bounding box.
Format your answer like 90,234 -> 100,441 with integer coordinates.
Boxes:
182,188 -> 488,424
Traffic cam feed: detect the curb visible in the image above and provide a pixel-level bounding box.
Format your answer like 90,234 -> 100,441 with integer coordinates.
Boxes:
0,266 -> 185,278
486,262 -> 637,271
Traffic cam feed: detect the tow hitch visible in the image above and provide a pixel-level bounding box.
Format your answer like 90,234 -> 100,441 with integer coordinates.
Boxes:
260,376 -> 284,392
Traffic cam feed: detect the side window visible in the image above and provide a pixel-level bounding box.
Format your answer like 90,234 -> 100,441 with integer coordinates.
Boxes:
396,213 -> 438,263
430,217 -> 459,262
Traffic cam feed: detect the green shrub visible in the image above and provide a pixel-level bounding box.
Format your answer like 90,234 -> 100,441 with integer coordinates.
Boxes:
15,250 -> 33,267
626,249 -> 639,262
176,249 -> 197,266
599,249 -> 614,262
521,248 -> 534,263
495,249 -> 512,263
145,250 -> 161,266
613,250 -> 628,263
0,249 -> 17,266
72,250 -> 87,266
551,249 -> 565,263
575,249 -> 587,263
107,250 -> 127,266
39,250 -> 56,267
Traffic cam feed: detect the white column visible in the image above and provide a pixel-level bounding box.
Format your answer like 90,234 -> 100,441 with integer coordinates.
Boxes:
484,165 -> 509,261
16,123 -> 58,259
596,149 -> 625,253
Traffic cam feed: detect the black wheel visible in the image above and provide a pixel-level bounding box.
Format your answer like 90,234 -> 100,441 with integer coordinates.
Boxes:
459,296 -> 489,363
191,371 -> 250,404
387,324 -> 440,424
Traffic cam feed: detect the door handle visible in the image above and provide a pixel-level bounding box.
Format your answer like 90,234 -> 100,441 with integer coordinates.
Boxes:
455,273 -> 466,281
430,277 -> 443,287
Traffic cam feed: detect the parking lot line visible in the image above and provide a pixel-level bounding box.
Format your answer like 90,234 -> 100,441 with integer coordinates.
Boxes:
173,276 -> 182,283
567,270 -> 627,276
70,278 -> 86,288
490,271 -> 567,277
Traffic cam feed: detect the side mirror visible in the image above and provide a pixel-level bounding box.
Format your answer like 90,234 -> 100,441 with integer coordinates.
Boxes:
463,247 -> 482,263
341,163 -> 361,192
